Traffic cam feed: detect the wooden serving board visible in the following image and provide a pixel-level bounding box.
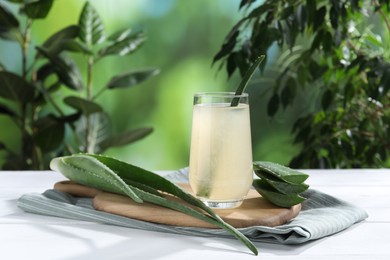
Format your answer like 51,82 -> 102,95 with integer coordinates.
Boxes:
54,181 -> 301,229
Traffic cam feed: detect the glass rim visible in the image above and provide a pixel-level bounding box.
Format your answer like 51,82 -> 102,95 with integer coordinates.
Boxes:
194,92 -> 248,98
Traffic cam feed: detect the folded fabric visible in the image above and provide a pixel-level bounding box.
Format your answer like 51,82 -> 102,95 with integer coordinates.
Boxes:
17,168 -> 368,244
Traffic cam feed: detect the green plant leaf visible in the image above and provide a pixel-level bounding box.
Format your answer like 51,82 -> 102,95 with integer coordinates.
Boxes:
267,93 -> 280,116
59,39 -> 93,54
36,47 -> 84,90
107,28 -> 132,42
106,68 -> 159,89
99,128 -> 153,152
0,102 -> 16,116
226,52 -> 238,77
261,176 -> 309,194
253,161 -> 309,184
33,115 -> 65,152
306,0 -> 317,28
212,30 -> 239,64
36,63 -> 55,82
98,31 -> 145,57
253,179 -> 305,208
0,2 -> 19,28
57,112 -> 81,123
50,155 -> 143,202
247,2 -> 272,18
64,96 -> 103,116
313,6 -> 326,30
39,25 -> 81,57
83,154 -> 258,255
254,170 -> 309,194
78,1 -> 105,46
51,154 -> 258,255
281,78 -> 296,108
0,71 -> 35,102
231,55 -> 265,106
296,4 -> 307,32
75,112 -> 111,153
5,0 -> 24,3
43,25 -> 80,46
321,89 -> 334,110
0,2 -> 22,42
23,0 -> 54,19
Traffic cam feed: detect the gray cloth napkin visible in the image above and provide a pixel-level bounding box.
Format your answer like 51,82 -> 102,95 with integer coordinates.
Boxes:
17,168 -> 368,244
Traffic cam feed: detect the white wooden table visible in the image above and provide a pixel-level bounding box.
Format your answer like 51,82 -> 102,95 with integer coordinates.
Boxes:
1,169 -> 389,259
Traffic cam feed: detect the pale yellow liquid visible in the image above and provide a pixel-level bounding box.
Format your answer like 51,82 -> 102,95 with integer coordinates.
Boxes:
189,103 -> 253,203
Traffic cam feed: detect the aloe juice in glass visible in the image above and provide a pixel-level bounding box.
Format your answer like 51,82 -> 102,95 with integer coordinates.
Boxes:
189,92 -> 253,209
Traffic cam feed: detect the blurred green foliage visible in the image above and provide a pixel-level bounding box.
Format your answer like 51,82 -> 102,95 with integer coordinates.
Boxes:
0,0 -> 301,170
215,0 -> 390,168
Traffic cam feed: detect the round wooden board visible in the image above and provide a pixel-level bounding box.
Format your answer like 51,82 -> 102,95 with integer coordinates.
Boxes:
55,181 -> 301,229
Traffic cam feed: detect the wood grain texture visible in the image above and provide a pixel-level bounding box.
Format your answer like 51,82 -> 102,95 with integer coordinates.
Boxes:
55,181 -> 301,228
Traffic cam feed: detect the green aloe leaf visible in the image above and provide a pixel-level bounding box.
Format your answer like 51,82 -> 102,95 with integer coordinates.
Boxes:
0,71 -> 35,102
253,179 -> 305,208
253,161 -> 309,184
64,96 -> 103,116
50,154 -> 258,255
256,172 -> 309,194
98,128 -> 153,152
23,0 -> 54,19
50,155 -> 142,203
231,55 -> 265,106
36,47 -> 84,90
78,1 -> 105,46
98,31 -> 145,58
106,69 -> 159,89
89,154 -> 258,255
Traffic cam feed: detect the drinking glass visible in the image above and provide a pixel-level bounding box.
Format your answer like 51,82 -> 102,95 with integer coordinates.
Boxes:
189,92 -> 253,209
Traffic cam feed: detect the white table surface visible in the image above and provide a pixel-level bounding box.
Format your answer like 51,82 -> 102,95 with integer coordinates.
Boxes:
1,169 -> 389,260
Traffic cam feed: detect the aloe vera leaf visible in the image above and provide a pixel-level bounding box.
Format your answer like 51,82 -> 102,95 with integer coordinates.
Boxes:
254,169 -> 309,194
259,175 -> 309,195
122,178 -> 162,197
51,154 -> 258,255
88,154 -> 258,255
253,179 -> 305,208
253,161 -> 309,184
89,154 -> 223,219
50,155 -> 142,203
231,55 -> 265,107
127,184 -> 258,255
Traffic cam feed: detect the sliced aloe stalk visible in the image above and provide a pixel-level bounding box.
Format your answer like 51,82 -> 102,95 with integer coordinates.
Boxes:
259,174 -> 309,195
253,161 -> 309,184
253,179 -> 305,208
